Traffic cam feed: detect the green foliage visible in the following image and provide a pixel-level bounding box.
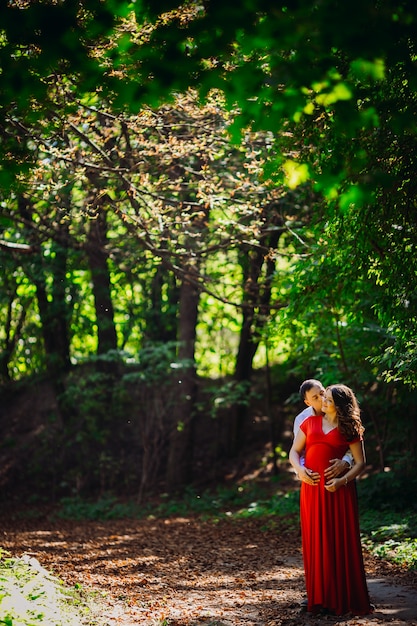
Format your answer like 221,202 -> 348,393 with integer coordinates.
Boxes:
29,344 -> 194,497
357,473 -> 417,569
56,495 -> 139,521
124,341 -> 186,384
201,380 -> 254,420
360,509 -> 417,570
0,551 -> 102,625
55,481 -> 298,521
62,371 -> 114,443
231,490 -> 299,523
357,471 -> 417,512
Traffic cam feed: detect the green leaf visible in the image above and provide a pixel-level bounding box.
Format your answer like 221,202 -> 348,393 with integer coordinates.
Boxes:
282,160 -> 310,189
338,184 -> 365,212
350,58 -> 386,81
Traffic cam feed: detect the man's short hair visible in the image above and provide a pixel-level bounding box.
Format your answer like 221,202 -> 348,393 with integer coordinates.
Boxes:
299,379 -> 323,400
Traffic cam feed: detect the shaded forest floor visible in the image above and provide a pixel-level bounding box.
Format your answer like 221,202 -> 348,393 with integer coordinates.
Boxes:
2,510 -> 417,626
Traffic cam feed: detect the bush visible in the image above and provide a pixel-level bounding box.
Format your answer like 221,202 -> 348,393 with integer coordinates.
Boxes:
357,470 -> 417,512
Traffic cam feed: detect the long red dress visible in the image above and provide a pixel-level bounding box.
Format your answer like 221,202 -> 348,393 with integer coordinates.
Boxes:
300,414 -> 372,616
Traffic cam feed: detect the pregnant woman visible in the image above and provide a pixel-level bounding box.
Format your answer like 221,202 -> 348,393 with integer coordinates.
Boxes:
289,383 -> 373,616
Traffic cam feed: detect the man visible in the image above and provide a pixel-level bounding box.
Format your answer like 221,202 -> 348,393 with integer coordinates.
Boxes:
294,379 -> 353,486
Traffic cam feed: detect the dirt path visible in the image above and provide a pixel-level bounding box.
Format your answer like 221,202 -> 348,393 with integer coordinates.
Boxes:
2,515 -> 417,625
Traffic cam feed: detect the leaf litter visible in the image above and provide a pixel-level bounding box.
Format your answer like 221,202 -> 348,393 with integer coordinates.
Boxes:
2,513 -> 417,625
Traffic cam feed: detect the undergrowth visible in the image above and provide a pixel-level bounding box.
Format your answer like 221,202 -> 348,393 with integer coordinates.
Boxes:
359,510 -> 417,569
357,472 -> 417,570
54,480 -> 300,524
51,473 -> 417,571
0,549 -> 106,625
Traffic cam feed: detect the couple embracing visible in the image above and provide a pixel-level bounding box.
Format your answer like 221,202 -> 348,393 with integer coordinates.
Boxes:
289,380 -> 374,617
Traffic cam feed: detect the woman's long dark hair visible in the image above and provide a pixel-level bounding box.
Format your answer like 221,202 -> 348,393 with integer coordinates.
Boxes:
327,384 -> 364,441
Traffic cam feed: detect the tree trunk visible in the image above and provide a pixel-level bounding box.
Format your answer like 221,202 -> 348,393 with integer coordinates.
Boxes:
166,265 -> 199,491
145,261 -> 179,343
86,210 -> 118,355
229,202 -> 284,453
0,286 -> 30,382
18,195 -> 71,377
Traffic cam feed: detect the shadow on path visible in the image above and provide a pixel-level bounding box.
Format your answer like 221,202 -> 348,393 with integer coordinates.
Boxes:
368,577 -> 417,625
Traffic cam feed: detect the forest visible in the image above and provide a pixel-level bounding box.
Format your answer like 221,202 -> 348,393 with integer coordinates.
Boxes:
2,2 -> 417,625
1,0 -> 417,506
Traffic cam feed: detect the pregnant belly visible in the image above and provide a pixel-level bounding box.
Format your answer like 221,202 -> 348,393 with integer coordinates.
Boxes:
305,442 -> 334,475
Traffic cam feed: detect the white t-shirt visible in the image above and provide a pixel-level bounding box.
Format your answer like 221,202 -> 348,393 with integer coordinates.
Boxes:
293,406 -> 353,467
293,406 -> 314,436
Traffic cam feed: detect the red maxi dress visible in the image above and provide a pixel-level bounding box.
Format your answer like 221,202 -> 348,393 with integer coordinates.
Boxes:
300,414 -> 372,616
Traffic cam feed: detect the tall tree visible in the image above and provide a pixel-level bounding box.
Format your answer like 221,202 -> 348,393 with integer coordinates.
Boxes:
16,194 -> 72,377
86,208 -> 118,356
4,1 -> 417,384
230,200 -> 285,450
